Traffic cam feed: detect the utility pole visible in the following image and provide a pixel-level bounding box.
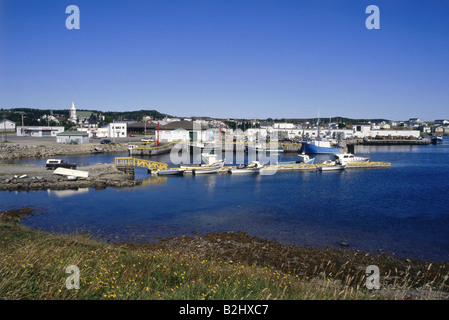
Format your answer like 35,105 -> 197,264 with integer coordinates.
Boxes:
2,115 -> 7,143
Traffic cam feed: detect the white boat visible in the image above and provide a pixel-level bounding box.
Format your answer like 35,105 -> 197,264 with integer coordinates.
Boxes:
333,153 -> 369,165
228,161 -> 264,174
156,168 -> 185,176
192,166 -> 222,174
316,161 -> 346,171
180,153 -> 225,170
297,152 -> 315,164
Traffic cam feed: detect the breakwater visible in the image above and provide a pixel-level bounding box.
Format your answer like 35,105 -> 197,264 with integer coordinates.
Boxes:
0,143 -> 129,160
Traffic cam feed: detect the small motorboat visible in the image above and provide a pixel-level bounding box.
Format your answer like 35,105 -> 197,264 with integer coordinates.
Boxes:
228,161 -> 264,174
180,153 -> 225,170
157,168 -> 185,176
297,152 -> 315,164
333,153 -> 369,165
192,166 -> 222,175
276,153 -> 314,166
316,161 -> 346,171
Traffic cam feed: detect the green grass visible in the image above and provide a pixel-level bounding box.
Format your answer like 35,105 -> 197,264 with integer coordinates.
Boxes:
0,223 -> 382,300
1,222 -> 448,300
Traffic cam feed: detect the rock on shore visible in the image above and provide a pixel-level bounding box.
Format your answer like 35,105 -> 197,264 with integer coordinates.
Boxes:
0,163 -> 141,191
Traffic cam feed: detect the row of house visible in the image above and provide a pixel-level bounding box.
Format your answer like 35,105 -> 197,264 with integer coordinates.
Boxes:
4,105 -> 449,145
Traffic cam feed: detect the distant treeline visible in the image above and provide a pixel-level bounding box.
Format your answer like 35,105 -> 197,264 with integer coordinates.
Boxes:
1,107 -> 389,128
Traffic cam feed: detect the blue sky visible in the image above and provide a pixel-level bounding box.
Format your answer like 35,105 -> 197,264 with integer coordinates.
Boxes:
1,0 -> 448,121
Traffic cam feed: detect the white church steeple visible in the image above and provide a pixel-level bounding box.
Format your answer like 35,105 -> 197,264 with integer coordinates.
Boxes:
69,101 -> 77,123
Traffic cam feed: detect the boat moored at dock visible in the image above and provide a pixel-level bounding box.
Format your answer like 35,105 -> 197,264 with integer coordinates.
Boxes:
316,163 -> 346,171
192,166 -> 222,174
156,168 -> 186,176
333,153 -> 369,165
228,161 -> 264,174
301,139 -> 341,154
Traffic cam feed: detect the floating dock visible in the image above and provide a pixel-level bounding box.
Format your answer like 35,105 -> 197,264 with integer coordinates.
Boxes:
265,161 -> 391,172
116,156 -> 391,175
186,161 -> 391,174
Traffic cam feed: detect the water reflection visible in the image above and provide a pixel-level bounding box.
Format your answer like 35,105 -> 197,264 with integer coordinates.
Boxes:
47,188 -> 89,198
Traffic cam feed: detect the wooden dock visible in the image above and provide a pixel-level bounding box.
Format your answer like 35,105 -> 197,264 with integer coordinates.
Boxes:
180,161 -> 392,174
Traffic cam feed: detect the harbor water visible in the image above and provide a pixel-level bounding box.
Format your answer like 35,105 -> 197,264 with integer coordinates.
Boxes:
1,139 -> 449,262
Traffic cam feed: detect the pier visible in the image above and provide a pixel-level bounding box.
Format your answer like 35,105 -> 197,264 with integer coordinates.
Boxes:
115,157 -> 169,175
222,161 -> 391,173
115,158 -> 391,175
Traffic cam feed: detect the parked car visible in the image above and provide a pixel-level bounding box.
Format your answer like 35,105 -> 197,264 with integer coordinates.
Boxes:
46,159 -> 77,170
129,133 -> 135,137
100,139 -> 111,144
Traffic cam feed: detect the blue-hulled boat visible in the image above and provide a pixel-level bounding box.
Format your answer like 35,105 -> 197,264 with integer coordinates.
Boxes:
301,139 -> 341,154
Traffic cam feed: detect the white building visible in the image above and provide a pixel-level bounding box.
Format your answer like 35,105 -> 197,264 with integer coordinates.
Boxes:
108,122 -> 127,138
273,123 -> 295,129
157,120 -> 215,143
16,126 -> 65,137
352,124 -> 420,139
78,122 -> 127,138
56,131 -> 90,144
0,119 -> 16,131
435,120 -> 449,125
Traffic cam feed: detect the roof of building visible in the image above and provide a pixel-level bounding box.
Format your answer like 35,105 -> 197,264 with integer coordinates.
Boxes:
76,111 -> 96,118
127,121 -> 160,128
161,120 -> 208,130
0,119 -> 15,124
57,131 -> 89,136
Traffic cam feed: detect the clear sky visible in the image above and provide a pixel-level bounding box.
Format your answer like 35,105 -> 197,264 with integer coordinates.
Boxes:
1,0 -> 448,121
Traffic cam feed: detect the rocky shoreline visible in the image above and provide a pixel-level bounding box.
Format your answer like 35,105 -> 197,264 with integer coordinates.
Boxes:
1,207 -> 448,299
0,142 -> 129,160
0,163 -> 140,191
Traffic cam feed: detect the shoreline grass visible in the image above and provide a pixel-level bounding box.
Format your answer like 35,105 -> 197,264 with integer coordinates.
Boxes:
0,211 -> 448,300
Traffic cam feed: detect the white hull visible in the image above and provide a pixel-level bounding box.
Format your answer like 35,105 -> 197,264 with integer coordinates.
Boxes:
334,153 -> 369,165
192,167 -> 221,174
229,168 -> 262,174
157,169 -> 185,176
228,161 -> 264,174
317,164 -> 346,171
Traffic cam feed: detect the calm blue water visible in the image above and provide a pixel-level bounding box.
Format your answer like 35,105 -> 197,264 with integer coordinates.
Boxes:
1,139 -> 449,262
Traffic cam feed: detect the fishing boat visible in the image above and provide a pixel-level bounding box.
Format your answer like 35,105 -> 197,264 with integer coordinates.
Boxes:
156,168 -> 185,176
301,113 -> 342,154
228,161 -> 264,174
192,166 -> 222,175
297,152 -> 315,164
180,153 -> 225,174
301,139 -> 341,154
333,153 -> 369,165
431,134 -> 443,144
316,162 -> 346,171
179,153 -> 225,170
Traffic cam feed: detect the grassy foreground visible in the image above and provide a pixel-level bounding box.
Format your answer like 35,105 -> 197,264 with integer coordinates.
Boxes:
0,209 -> 448,300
